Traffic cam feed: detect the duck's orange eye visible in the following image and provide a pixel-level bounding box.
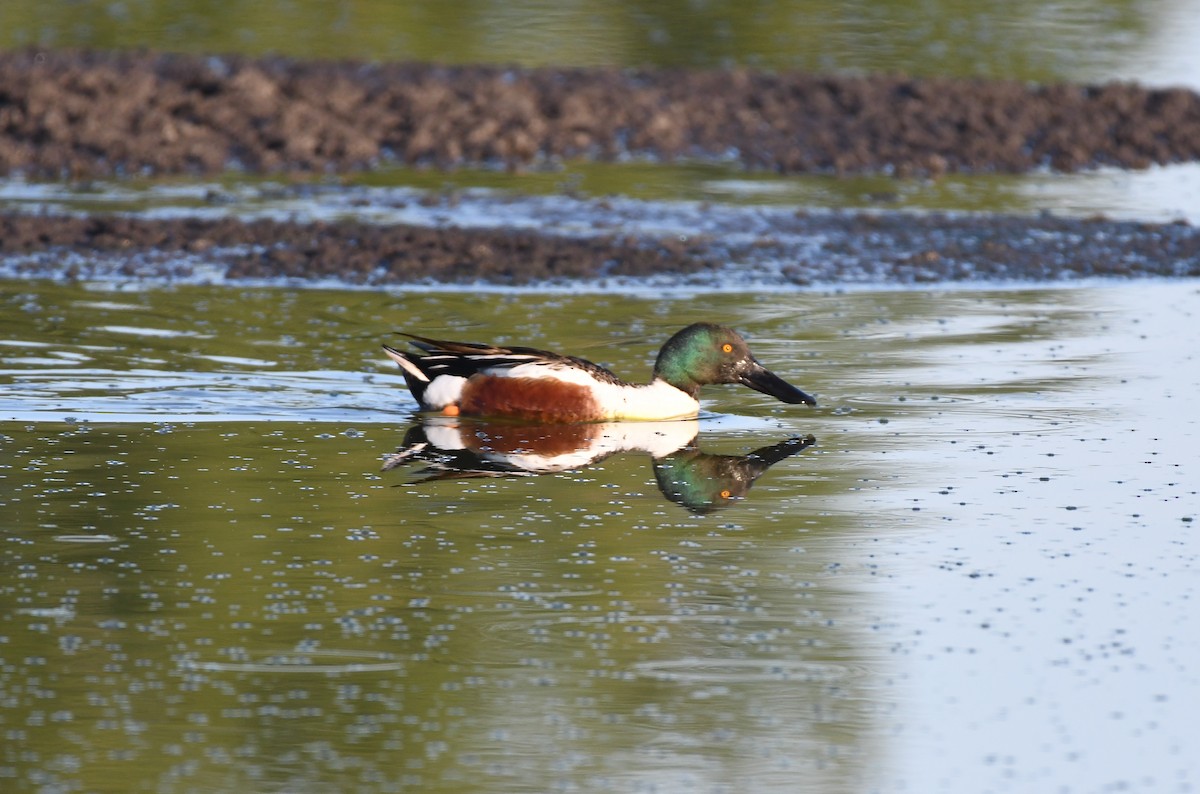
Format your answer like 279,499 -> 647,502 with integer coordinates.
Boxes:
720,489 -> 732,499
722,343 -> 733,353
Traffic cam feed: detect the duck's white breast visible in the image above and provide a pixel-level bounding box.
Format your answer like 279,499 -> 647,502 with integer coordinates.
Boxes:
595,378 -> 699,420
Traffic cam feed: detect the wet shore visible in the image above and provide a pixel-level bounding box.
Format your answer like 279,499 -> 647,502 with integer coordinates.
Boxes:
4,209 -> 1197,286
2,50 -> 1199,286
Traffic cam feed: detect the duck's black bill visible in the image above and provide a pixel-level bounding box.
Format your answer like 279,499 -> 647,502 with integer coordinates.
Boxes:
740,365 -> 817,406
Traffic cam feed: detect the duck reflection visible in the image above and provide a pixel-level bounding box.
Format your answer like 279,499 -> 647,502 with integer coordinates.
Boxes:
384,418 -> 815,513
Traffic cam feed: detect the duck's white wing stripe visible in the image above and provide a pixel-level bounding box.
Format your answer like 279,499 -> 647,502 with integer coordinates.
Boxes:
427,352 -> 543,365
417,353 -> 545,379
498,361 -> 603,383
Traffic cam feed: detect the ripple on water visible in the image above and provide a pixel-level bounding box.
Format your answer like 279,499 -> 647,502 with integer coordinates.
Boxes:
52,534 -> 121,543
178,648 -> 404,674
834,393 -> 1101,437
631,657 -> 869,684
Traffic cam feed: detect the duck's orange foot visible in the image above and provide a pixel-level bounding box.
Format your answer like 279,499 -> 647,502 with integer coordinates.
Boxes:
442,404 -> 460,417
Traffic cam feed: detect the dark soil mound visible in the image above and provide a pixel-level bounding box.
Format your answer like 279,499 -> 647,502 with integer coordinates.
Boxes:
3,50 -> 1200,178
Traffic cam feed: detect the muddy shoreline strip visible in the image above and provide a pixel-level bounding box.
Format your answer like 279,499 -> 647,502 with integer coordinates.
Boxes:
3,50 -> 1200,178
4,211 -> 1197,286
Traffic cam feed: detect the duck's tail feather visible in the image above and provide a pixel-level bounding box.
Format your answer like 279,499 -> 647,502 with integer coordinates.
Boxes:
382,344 -> 431,404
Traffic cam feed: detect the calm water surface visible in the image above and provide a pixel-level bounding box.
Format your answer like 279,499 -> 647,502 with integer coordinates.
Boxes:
4,0 -> 1200,88
1,281 -> 1196,792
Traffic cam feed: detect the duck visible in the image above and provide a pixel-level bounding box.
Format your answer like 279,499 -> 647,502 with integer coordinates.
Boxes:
382,322 -> 815,423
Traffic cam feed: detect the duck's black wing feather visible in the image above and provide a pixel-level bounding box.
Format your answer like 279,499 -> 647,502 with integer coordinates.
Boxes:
396,333 -> 628,386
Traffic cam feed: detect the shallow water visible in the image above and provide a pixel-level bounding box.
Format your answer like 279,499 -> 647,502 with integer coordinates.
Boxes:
5,159 -> 1200,233
1,280 -> 1196,792
3,3 -> 1199,790
4,0 -> 1200,88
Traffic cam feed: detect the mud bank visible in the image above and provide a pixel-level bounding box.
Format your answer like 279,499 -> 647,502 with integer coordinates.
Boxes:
3,210 -> 1196,286
3,50 -> 1200,179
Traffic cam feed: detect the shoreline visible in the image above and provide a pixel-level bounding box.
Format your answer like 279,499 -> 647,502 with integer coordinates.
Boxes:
3,208 -> 1197,287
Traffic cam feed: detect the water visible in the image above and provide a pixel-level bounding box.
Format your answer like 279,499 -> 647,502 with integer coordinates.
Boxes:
2,2 -> 1199,790
3,0 -> 1200,89
2,281 -> 1196,792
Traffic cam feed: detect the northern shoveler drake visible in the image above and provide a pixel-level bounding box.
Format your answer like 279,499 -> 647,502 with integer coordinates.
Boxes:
382,322 -> 816,422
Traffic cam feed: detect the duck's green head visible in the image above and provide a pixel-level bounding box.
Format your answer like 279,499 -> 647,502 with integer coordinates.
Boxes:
653,323 -> 816,406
